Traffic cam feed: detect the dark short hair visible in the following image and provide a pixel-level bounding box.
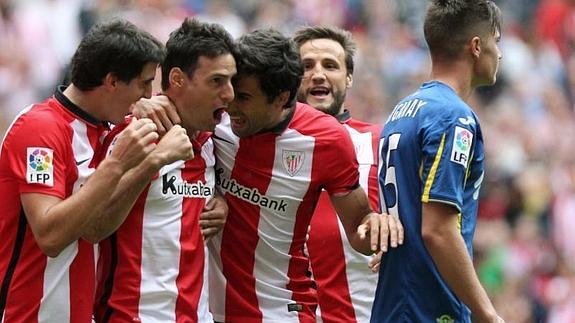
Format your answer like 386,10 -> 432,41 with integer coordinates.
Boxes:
235,28 -> 303,108
161,18 -> 236,91
70,19 -> 165,91
293,25 -> 356,76
424,0 -> 502,60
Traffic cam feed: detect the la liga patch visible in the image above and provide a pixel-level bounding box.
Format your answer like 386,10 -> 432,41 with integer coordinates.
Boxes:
450,126 -> 473,167
26,147 -> 54,186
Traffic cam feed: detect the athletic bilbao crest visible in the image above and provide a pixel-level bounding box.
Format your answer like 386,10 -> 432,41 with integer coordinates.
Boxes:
282,150 -> 304,177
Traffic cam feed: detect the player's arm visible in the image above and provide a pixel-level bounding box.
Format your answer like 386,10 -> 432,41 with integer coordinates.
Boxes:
82,124 -> 194,242
21,118 -> 158,257
422,201 -> 500,322
330,187 -> 403,255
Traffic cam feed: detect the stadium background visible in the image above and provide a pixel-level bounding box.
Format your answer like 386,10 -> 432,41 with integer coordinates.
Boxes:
1,0 -> 574,321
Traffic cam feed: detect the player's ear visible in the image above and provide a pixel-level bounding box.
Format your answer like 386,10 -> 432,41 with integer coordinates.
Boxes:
275,90 -> 290,109
169,67 -> 186,89
470,36 -> 481,59
346,73 -> 353,89
103,72 -> 119,90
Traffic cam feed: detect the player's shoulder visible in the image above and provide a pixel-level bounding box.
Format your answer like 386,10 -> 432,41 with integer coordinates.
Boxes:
6,99 -> 71,140
345,117 -> 383,135
291,102 -> 349,139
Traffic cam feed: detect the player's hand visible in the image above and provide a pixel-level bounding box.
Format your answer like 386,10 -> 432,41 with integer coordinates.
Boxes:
368,251 -> 382,273
200,194 -> 228,242
357,212 -> 404,253
131,95 -> 180,136
153,125 -> 194,165
108,117 -> 158,172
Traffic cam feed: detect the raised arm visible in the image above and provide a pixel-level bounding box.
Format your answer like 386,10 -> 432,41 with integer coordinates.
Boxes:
21,118 -> 158,257
83,124 -> 194,242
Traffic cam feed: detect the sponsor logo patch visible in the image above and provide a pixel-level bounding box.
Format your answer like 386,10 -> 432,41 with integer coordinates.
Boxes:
287,303 -> 304,312
282,150 -> 304,177
26,147 -> 54,186
450,126 -> 473,167
436,314 -> 454,323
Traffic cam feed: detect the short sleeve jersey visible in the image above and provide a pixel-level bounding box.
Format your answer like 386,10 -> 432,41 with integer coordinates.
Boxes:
0,87 -> 108,323
94,122 -> 215,323
208,103 -> 359,323
306,111 -> 381,323
372,81 -> 485,322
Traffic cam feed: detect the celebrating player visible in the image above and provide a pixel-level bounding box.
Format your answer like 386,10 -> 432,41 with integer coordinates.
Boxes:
0,19 -> 170,322
294,25 -> 386,322
94,18 -> 235,323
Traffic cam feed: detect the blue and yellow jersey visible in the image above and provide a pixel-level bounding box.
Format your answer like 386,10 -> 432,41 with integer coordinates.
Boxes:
372,81 -> 484,322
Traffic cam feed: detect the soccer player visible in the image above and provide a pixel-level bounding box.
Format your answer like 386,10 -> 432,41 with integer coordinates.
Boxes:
134,28 -> 401,323
293,26 -> 385,323
206,28 -> 400,322
374,1 -> 504,322
0,19 -> 190,322
94,18 -> 235,322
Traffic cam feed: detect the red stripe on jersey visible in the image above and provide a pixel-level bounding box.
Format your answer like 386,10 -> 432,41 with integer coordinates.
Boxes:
221,133 -> 278,320
0,95 -> 104,322
307,118 -> 382,323
286,191 -> 319,323
174,158 -> 208,322
1,213 -> 46,323
69,240 -> 96,321
307,193 -> 356,322
99,187 -> 149,322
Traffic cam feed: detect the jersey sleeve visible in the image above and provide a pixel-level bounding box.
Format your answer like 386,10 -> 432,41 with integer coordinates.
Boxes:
2,112 -> 72,199
322,127 -> 360,195
419,108 -> 478,212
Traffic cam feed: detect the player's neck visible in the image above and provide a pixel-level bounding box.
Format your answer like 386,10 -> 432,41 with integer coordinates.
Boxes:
430,61 -> 474,101
63,84 -> 106,120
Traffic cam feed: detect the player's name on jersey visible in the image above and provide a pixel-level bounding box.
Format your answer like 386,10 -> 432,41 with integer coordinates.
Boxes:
215,167 -> 289,213
386,98 -> 427,123
162,174 -> 214,198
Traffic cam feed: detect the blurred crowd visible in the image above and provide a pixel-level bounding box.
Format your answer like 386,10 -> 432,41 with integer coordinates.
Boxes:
1,0 -> 574,321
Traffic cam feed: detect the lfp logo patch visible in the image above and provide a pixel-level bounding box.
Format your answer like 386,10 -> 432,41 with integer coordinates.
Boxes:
26,147 -> 54,186
450,126 -> 473,167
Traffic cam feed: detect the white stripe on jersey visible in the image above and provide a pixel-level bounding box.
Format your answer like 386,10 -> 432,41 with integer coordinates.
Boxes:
138,164 -> 184,321
198,246 -> 212,322
201,138 -> 216,202
70,119 -> 97,193
208,115 -> 238,321
253,128 -> 314,322
342,125 -> 378,321
38,242 -> 77,323
37,118 -> 98,323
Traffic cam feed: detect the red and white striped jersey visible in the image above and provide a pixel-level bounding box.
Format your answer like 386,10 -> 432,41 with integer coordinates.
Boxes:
94,126 -> 215,323
0,87 -> 107,323
307,111 -> 382,323
208,103 -> 360,323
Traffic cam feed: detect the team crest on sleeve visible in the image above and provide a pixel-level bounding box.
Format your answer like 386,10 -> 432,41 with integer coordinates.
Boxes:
450,126 -> 473,167
26,147 -> 54,186
282,150 -> 305,177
